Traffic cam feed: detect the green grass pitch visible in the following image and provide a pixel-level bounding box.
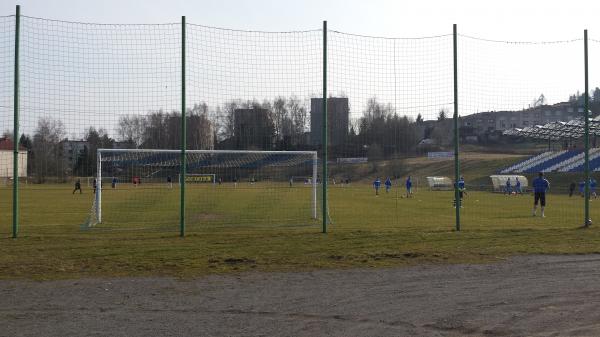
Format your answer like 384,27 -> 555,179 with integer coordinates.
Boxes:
1,182 -> 600,280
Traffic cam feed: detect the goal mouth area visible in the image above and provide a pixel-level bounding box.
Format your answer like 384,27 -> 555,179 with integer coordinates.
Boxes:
84,149 -> 320,230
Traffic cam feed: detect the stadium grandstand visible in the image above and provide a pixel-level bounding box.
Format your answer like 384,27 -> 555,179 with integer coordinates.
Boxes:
501,114 -> 600,173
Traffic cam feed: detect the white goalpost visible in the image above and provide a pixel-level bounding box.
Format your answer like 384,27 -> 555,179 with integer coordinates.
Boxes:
88,149 -> 319,228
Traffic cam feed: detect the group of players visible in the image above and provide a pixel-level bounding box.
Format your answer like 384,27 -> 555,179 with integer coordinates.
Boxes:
72,178 -> 98,194
72,176 -> 140,194
372,176 -> 413,197
372,173 -> 551,218
569,179 -> 598,198
72,170 -> 556,219
503,177 -> 523,195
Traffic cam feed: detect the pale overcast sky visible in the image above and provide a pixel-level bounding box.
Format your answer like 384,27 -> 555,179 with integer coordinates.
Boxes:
1,0 -> 600,139
1,0 -> 598,40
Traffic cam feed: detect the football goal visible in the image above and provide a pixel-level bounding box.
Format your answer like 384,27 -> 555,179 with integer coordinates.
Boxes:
426,176 -> 453,191
84,149 -> 319,231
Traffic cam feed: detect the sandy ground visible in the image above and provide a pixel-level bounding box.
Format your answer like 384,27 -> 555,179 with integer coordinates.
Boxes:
3,255 -> 600,337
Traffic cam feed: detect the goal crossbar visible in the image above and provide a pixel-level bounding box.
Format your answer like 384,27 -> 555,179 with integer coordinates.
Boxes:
97,148 -> 318,155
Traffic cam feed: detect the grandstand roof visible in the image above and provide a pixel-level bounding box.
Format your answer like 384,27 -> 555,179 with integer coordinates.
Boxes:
502,114 -> 600,140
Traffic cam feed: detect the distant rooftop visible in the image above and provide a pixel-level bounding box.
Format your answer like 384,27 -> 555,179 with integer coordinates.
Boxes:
0,137 -> 26,151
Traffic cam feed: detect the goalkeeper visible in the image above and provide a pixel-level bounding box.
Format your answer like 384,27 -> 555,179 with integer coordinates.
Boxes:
72,179 -> 82,194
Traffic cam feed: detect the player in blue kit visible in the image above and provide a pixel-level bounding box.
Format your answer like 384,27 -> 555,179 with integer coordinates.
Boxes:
384,177 -> 392,193
532,172 -> 550,218
505,178 -> 512,195
373,177 -> 381,196
405,176 -> 412,198
454,176 -> 466,208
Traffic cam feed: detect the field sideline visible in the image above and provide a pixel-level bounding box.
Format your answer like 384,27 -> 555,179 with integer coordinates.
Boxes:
2,182 -> 600,280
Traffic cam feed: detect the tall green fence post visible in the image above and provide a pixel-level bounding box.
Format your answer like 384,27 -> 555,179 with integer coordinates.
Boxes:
453,24 -> 461,231
12,5 -> 20,239
584,29 -> 590,227
180,16 -> 187,237
322,20 -> 328,233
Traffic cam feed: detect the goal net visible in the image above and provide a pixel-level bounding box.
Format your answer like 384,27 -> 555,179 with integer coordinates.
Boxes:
84,149 -> 319,231
426,176 -> 453,191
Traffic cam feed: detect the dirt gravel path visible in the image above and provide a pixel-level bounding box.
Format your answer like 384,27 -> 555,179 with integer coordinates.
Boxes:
3,255 -> 600,337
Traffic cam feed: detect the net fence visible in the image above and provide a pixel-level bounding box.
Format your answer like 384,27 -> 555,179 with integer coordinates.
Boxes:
85,149 -> 317,231
0,10 -> 598,237
185,24 -> 322,232
460,36 -> 584,229
2,15 -> 324,235
0,15 -> 15,233
8,17 -> 180,235
589,37 -> 600,227
327,31 -> 454,230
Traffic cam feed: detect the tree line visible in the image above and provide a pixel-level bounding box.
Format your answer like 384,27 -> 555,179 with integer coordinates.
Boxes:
4,95 -> 445,182
336,98 -> 443,160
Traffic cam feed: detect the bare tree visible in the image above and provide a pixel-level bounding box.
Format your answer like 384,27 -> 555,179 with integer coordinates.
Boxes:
364,97 -> 390,123
532,94 -> 546,107
117,115 -> 146,147
218,100 -> 239,140
32,117 -> 66,182
2,130 -> 12,140
437,109 -> 448,121
272,96 -> 288,140
287,96 -> 308,145
74,127 -> 114,176
416,113 -> 424,124
188,103 -> 213,150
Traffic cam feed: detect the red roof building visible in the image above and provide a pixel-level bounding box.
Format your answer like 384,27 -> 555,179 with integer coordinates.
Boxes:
0,137 -> 26,151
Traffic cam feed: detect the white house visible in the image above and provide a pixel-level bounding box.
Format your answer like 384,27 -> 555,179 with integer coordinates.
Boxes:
0,137 -> 27,179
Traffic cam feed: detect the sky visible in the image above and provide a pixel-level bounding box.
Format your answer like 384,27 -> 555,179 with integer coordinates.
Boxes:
1,0 -> 598,40
1,0 -> 600,139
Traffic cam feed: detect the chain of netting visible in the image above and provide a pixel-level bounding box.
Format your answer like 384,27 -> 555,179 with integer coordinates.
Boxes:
184,24 -> 322,230
327,30 -> 453,229
459,33 -> 585,228
3,10 -> 599,234
17,16 -> 180,233
93,150 -> 317,230
0,15 -> 14,129
0,16 -> 15,235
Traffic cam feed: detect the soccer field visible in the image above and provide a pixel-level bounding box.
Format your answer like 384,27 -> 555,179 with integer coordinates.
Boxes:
1,183 -> 600,279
